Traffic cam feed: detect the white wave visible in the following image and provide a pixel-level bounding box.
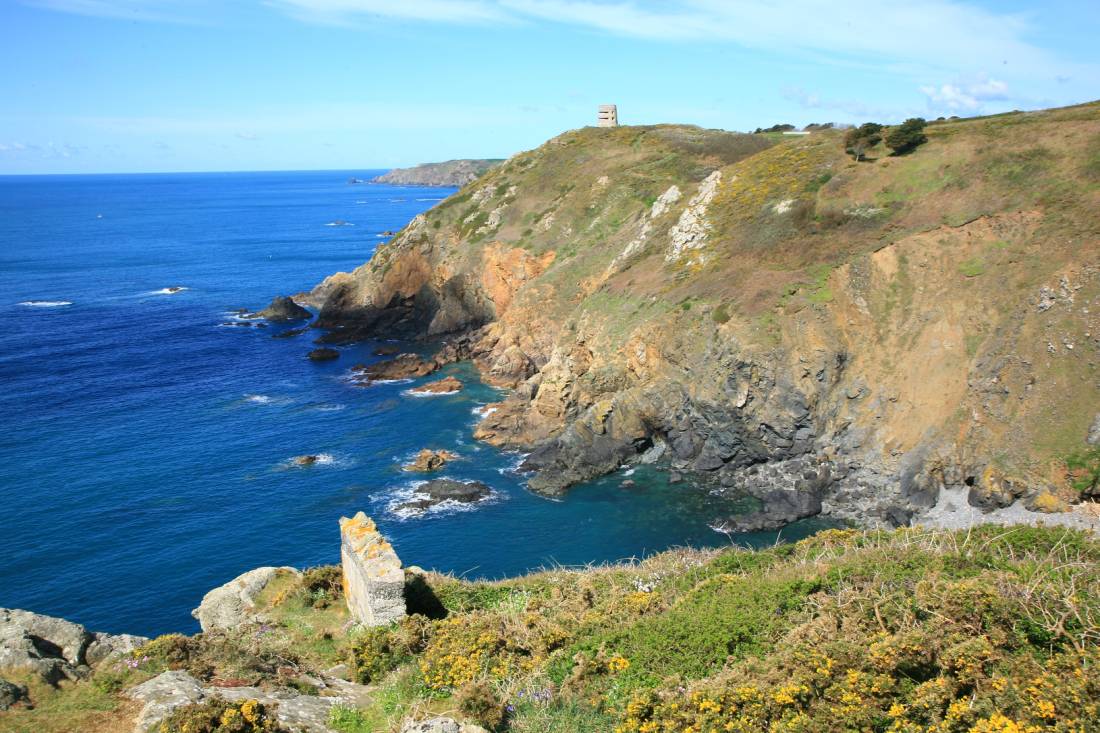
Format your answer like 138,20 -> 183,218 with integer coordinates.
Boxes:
281,452 -> 347,470
344,374 -> 414,387
472,405 -> 498,417
147,287 -> 188,295
498,452 -> 531,476
311,403 -> 347,412
245,394 -> 273,405
622,468 -> 636,477
324,221 -> 354,227
403,386 -> 460,398
18,300 -> 72,307
416,197 -> 446,201
355,200 -> 369,204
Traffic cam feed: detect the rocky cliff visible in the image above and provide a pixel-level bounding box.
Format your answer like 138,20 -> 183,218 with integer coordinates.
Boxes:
369,159 -> 504,187
310,104 -> 1100,529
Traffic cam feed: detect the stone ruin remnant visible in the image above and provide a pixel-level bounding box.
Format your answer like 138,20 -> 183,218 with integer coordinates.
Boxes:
339,511 -> 406,626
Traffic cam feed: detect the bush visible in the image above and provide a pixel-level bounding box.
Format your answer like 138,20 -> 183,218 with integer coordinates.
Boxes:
455,679 -> 505,729
298,566 -> 343,609
157,698 -> 283,733
844,122 -> 883,161
1066,446 -> 1100,498
885,117 -> 928,155
712,303 -> 730,324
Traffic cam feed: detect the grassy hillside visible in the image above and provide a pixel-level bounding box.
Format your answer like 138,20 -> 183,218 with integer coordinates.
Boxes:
7,526 -> 1095,732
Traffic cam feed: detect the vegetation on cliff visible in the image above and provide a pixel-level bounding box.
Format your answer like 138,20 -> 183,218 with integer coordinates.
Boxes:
6,526 -> 1096,732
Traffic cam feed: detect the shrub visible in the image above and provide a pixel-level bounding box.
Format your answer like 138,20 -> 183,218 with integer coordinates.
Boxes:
844,123 -> 883,161
299,566 -> 343,609
885,118 -> 928,155
455,679 -> 505,729
1066,446 -> 1100,498
156,698 -> 283,733
712,303 -> 730,324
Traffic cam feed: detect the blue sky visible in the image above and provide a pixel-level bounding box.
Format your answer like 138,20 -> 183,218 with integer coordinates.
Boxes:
1,0 -> 1097,174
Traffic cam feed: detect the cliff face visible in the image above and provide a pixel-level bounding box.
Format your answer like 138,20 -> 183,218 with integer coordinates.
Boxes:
310,107 -> 1100,527
370,159 -> 504,187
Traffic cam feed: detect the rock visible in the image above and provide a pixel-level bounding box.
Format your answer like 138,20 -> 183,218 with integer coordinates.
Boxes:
0,677 -> 28,710
393,479 -> 492,513
668,471 -> 683,484
353,353 -> 438,382
128,670 -> 368,733
308,347 -> 340,361
409,376 -> 463,394
85,632 -> 148,667
1088,414 -> 1100,446
256,295 -> 312,322
191,567 -> 300,633
370,159 -> 503,187
966,467 -> 1027,511
620,479 -> 636,488
400,717 -> 489,733
294,454 -> 322,466
403,449 -> 459,472
374,344 -> 401,356
339,512 -> 406,626
127,671 -> 207,733
272,327 -> 308,339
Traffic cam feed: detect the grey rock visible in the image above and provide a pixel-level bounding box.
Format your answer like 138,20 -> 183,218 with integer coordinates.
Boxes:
85,632 -> 150,667
1088,413 -> 1100,446
308,347 -> 340,361
220,686 -> 347,732
191,566 -> 299,633
0,608 -> 96,683
256,295 -> 312,322
400,717 -> 489,733
394,479 -> 491,513
127,670 -> 207,733
0,677 -> 28,710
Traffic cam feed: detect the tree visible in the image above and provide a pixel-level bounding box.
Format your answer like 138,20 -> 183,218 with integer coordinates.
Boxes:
844,122 -> 883,161
885,118 -> 928,155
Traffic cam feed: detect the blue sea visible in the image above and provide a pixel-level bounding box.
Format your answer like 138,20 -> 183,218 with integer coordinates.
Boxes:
0,171 -> 826,637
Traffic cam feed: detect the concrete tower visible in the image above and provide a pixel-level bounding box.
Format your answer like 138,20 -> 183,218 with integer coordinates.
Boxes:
597,104 -> 619,127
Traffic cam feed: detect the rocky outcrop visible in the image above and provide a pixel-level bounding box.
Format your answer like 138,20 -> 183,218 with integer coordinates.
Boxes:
403,449 -> 458,472
339,512 -> 406,626
394,479 -> 491,514
0,608 -> 149,684
370,160 -> 503,187
256,296 -> 312,322
351,353 -> 438,383
126,670 -> 365,733
409,376 -> 462,394
308,347 -> 340,361
400,717 -> 489,733
191,567 -> 300,633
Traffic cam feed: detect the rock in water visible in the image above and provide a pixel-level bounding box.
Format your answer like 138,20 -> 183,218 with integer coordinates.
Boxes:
256,295 -> 312,322
339,512 -> 406,626
191,567 -> 300,632
308,347 -> 340,361
409,376 -> 463,395
353,353 -> 437,382
393,479 -> 491,513
403,449 -> 458,472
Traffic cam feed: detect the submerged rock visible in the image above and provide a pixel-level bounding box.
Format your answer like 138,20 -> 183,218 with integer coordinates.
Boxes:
308,347 -> 340,361
340,512 -> 406,626
256,295 -> 312,322
191,567 -> 300,633
409,376 -> 462,395
394,479 -> 491,513
403,449 -> 459,472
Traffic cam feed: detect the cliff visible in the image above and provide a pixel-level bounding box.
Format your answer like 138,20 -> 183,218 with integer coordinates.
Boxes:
370,159 -> 504,187
309,103 -> 1100,528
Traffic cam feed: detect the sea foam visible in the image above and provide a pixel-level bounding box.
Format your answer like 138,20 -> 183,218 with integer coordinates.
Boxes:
18,300 -> 72,307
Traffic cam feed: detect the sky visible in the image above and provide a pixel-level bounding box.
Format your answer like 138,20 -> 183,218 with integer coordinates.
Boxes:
0,0 -> 1097,174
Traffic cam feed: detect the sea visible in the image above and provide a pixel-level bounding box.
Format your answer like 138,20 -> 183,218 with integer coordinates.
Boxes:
0,170 -> 827,637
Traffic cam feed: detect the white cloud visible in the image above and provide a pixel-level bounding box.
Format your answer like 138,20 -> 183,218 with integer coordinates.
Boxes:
920,75 -> 1011,112
266,0 -> 509,24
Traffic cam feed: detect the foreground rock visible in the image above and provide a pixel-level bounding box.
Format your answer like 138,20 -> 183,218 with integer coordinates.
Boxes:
409,376 -> 463,395
403,449 -> 459,472
308,347 -> 340,361
0,608 -> 149,684
400,717 -> 489,733
339,512 -> 406,626
127,670 -> 364,733
191,567 -> 300,633
351,353 -> 438,383
0,678 -> 28,710
394,479 -> 491,514
256,295 -> 312,322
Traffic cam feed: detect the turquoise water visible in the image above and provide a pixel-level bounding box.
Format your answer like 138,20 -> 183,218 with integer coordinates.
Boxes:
0,171 -> 825,637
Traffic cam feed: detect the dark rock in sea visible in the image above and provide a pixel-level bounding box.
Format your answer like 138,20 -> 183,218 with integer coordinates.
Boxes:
403,449 -> 459,472
381,230 -> 397,237
351,353 -> 437,383
272,327 -> 308,339
620,479 -> 636,489
293,455 -> 321,466
374,344 -> 401,356
395,479 -> 491,513
256,296 -> 312,322
308,348 -> 340,362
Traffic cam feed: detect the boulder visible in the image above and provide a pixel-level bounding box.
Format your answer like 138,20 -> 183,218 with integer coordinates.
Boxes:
1088,413 -> 1100,446
85,632 -> 149,667
353,353 -> 438,383
308,347 -> 340,361
394,480 -> 492,514
127,670 -> 207,733
403,449 -> 459,472
191,567 -> 300,633
400,717 -> 489,733
409,376 -> 463,395
294,454 -> 322,467
0,677 -> 28,710
339,512 -> 406,626
256,296 -> 312,322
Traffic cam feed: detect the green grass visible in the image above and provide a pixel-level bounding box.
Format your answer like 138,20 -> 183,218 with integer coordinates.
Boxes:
958,257 -> 986,277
